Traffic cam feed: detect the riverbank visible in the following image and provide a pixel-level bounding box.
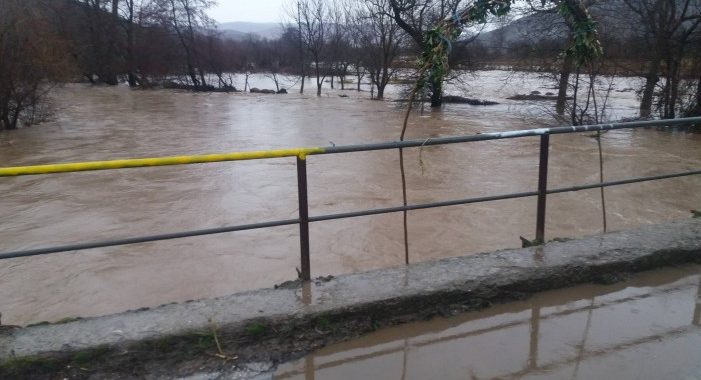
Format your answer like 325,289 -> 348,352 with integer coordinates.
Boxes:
1,218 -> 699,379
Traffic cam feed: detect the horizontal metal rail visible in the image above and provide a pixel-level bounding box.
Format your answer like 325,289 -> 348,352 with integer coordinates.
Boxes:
548,169 -> 701,194
0,148 -> 326,177
1,117 -> 700,177
1,168 -> 699,261
2,116 -> 700,286
0,219 -> 300,260
322,117 -> 701,154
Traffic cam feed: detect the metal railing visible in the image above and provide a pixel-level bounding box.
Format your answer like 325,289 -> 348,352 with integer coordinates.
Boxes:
1,117 -> 700,281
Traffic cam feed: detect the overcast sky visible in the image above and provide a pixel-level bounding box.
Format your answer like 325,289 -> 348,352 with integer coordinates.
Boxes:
208,0 -> 288,23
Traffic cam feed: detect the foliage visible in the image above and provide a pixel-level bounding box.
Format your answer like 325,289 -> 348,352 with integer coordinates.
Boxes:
415,0 -> 602,97
556,1 -> 603,66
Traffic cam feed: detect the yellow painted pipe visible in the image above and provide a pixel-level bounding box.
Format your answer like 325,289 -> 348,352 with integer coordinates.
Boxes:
0,147 -> 326,177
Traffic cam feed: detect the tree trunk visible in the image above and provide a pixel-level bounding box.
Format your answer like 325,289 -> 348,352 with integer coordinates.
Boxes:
101,0 -> 120,86
126,2 -> 137,87
668,57 -> 682,119
430,77 -> 442,107
198,68 -> 207,89
571,68 -> 581,125
687,78 -> 701,116
376,67 -> 390,100
8,107 -> 20,130
640,60 -> 660,118
556,54 -> 573,115
297,1 -> 304,94
272,74 -> 280,92
0,101 -> 8,130
315,61 -> 322,96
0,104 -> 12,130
184,60 -> 199,88
99,72 -> 119,86
126,30 -> 137,86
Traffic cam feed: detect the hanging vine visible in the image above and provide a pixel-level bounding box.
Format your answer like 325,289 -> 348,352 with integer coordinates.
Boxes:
398,0 -> 603,263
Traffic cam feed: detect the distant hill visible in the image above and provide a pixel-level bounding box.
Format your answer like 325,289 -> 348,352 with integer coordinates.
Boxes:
218,22 -> 285,40
476,1 -> 639,53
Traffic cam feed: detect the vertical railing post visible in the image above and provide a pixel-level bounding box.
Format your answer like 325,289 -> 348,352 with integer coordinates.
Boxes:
535,134 -> 550,244
296,156 -> 311,281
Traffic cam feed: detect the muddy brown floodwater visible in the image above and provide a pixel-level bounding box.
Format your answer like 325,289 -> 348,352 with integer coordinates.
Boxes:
0,81 -> 700,326
275,265 -> 701,380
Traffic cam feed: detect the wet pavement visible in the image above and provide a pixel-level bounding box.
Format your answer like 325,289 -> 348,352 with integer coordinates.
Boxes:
275,265 -> 701,380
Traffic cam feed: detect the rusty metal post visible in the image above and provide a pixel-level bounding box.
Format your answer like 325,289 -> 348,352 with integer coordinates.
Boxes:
535,134 -> 550,244
296,156 -> 311,281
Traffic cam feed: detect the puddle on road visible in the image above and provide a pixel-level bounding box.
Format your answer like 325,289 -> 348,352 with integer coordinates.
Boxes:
275,265 -> 701,380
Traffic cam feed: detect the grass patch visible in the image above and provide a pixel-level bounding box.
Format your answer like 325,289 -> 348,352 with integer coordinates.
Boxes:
0,356 -> 63,377
245,322 -> 268,337
72,346 -> 112,366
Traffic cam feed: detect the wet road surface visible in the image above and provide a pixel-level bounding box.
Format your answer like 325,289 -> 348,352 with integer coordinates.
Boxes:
276,265 -> 701,380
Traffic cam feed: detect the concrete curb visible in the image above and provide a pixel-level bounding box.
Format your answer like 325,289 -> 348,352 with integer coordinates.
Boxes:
1,219 -> 700,374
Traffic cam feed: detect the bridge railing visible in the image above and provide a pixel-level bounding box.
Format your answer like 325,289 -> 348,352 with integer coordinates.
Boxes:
1,117 -> 700,281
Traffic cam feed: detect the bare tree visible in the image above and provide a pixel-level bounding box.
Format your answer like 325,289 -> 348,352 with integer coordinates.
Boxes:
521,0 -> 602,116
354,0 -> 404,100
327,0 -> 351,90
295,0 -> 329,96
73,0 -> 123,84
622,0 -> 701,118
345,4 -> 368,92
120,0 -> 153,86
285,1 -> 309,93
686,41 -> 701,117
166,0 -> 214,89
0,0 -> 72,130
388,0 -> 466,107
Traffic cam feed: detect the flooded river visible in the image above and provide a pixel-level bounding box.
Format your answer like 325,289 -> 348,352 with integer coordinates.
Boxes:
1,72 -> 700,325
275,265 -> 701,380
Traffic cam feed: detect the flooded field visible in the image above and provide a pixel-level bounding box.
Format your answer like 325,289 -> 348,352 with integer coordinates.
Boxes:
1,71 -> 700,325
275,265 -> 701,380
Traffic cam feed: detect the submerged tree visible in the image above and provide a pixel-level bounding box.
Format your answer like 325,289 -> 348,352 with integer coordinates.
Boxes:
389,0 -> 601,108
388,0 -> 468,107
622,0 -> 701,118
353,0 -> 404,100
0,0 -> 72,130
520,0 -> 593,116
166,0 -> 214,89
396,0 -> 602,262
297,0 -> 329,96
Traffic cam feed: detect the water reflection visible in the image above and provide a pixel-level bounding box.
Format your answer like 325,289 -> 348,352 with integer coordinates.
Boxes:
276,266 -> 701,380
